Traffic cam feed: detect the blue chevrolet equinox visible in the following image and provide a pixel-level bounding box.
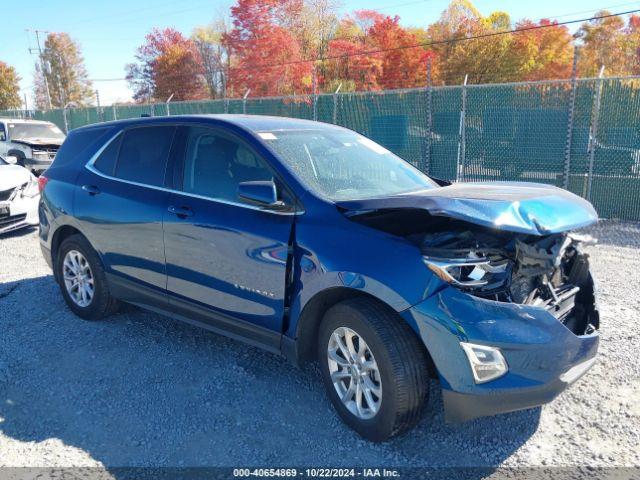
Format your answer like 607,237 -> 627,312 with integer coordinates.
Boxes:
38,115 -> 600,441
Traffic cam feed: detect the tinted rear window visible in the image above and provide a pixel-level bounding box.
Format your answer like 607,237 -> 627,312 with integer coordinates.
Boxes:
114,126 -> 175,186
53,127 -> 111,168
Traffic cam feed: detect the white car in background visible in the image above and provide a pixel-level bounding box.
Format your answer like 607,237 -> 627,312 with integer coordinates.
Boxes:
0,155 -> 40,235
0,118 -> 66,176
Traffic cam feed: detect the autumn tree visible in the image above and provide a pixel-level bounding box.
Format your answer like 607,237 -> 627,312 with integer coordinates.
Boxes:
126,28 -> 207,102
223,0 -> 312,97
575,11 -> 637,76
325,38 -> 383,91
326,10 -> 431,91
575,11 -> 624,76
507,19 -> 573,80
288,0 -> 340,60
192,20 -> 231,99
368,15 -> 431,89
426,0 -> 482,84
0,61 -> 21,110
33,33 -> 93,109
624,15 -> 640,74
427,3 -> 517,84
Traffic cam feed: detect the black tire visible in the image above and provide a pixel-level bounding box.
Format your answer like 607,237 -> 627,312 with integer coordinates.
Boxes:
318,298 -> 430,442
56,234 -> 119,320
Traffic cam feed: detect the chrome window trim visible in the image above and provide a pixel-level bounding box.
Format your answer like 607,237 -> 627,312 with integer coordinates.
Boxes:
85,129 -> 302,216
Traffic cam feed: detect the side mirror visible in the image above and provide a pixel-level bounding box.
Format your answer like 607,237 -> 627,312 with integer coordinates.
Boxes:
5,155 -> 18,165
238,180 -> 283,208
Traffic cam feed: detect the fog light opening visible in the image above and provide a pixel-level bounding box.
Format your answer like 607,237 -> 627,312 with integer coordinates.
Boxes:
460,342 -> 508,384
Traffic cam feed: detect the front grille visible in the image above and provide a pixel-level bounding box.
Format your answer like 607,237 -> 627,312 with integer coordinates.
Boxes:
33,147 -> 58,160
0,188 -> 15,202
0,213 -> 26,229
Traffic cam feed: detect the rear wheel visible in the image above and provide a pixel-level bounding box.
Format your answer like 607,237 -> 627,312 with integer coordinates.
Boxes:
318,298 -> 430,442
56,234 -> 119,320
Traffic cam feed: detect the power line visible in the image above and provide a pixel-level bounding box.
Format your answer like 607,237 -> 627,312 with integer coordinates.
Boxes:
87,8 -> 639,83
249,9 -> 640,69
529,1 -> 640,22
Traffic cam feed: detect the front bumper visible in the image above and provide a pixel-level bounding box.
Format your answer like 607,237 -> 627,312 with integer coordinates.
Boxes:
401,285 -> 599,422
441,355 -> 597,422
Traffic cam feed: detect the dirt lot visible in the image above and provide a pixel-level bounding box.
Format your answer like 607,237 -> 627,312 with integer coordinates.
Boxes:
0,223 -> 639,470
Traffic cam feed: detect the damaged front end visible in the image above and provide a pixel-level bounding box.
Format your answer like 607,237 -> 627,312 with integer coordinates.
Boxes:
338,182 -> 601,421
421,227 -> 599,336
338,182 -> 600,337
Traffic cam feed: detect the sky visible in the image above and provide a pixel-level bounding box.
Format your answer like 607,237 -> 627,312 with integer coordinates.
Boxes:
3,0 -> 639,107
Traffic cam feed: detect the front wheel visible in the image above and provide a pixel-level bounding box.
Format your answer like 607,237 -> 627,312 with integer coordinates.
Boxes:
56,234 -> 120,320
318,298 -> 430,442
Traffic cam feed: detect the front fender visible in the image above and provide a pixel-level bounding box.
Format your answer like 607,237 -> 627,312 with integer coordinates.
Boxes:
286,207 -> 437,338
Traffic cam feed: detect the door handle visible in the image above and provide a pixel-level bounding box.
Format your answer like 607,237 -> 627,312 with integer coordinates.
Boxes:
82,185 -> 101,196
168,205 -> 194,219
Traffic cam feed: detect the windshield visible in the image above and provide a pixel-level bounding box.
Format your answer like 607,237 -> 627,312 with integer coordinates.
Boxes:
259,128 -> 437,201
8,123 -> 65,141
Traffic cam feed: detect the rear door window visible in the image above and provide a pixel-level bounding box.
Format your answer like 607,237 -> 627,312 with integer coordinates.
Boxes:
114,126 -> 175,187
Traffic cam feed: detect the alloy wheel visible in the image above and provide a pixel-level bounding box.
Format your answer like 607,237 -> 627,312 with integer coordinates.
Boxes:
327,326 -> 382,420
62,250 -> 95,308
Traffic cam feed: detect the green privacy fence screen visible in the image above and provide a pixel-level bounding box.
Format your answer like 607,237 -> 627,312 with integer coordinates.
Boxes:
3,76 -> 640,220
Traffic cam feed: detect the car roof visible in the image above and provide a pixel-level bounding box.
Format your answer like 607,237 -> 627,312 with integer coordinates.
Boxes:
74,114 -> 345,134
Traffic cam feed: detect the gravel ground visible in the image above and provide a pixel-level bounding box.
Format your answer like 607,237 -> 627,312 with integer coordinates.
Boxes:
0,222 -> 638,470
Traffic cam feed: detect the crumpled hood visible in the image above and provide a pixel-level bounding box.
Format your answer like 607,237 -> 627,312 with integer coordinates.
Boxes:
336,182 -> 598,235
0,165 -> 34,191
12,137 -> 63,148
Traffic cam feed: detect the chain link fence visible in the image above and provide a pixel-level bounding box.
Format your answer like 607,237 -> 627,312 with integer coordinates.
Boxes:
2,76 -> 640,220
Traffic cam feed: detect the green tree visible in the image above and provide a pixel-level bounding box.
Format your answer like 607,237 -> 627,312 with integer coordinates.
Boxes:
0,61 -> 21,110
34,33 -> 94,109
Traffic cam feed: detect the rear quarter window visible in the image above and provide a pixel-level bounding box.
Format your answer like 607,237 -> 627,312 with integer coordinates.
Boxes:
93,134 -> 122,176
52,127 -> 112,168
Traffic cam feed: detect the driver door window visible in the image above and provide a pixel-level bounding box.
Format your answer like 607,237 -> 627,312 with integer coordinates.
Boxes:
182,127 -> 273,203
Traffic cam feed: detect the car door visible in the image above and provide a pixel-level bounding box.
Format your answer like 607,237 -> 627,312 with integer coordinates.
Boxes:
162,125 -> 296,348
74,125 -> 177,305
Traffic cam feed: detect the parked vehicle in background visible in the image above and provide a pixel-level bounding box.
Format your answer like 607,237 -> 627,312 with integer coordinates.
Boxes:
39,115 -> 600,441
0,155 -> 40,234
0,119 -> 66,175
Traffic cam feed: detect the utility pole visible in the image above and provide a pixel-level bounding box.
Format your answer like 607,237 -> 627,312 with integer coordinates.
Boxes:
26,29 -> 52,110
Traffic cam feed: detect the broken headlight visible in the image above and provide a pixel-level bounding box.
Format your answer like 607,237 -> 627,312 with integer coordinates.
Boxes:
12,178 -> 39,199
423,255 -> 510,290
